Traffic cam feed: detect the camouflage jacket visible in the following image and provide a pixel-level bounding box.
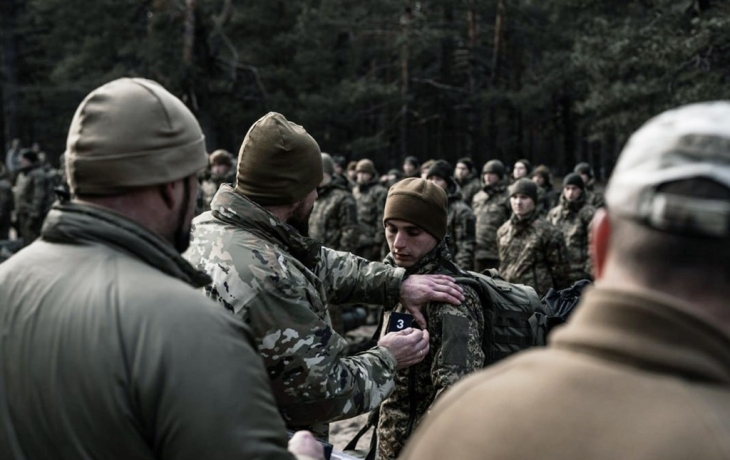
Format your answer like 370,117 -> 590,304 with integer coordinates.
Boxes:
309,180 -> 359,252
585,180 -> 605,208
547,194 -> 595,283
353,179 -> 388,259
14,163 -> 49,221
377,241 -> 484,460
445,185 -> 476,270
497,211 -> 570,297
472,182 -> 511,261
456,175 -> 481,208
185,184 -> 406,437
536,185 -> 558,216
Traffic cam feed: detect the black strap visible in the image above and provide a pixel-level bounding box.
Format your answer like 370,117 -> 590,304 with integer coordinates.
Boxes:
343,408 -> 379,460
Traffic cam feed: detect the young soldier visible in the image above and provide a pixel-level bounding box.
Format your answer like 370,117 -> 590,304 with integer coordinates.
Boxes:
497,178 -> 570,296
472,160 -> 511,272
426,160 -> 476,271
199,149 -> 235,211
548,173 -> 596,283
574,161 -> 605,208
377,178 -> 484,460
353,158 -> 389,261
454,157 -> 481,206
532,165 -> 558,214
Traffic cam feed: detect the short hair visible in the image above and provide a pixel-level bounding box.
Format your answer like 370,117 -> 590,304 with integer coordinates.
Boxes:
609,178 -> 730,291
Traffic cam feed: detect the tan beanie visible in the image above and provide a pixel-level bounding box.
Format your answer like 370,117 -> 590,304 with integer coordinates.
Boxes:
356,159 -> 377,175
236,112 -> 322,206
383,177 -> 448,240
65,78 -> 207,195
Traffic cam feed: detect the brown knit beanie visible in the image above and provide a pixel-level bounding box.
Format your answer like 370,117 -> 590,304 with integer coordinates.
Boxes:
236,112 -> 322,206
509,178 -> 538,203
356,159 -> 377,175
65,78 -> 207,195
383,177 -> 448,240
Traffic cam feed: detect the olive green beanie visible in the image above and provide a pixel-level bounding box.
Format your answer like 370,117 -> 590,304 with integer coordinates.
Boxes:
509,178 -> 538,203
383,177 -> 448,240
236,112 -> 322,206
65,78 -> 207,195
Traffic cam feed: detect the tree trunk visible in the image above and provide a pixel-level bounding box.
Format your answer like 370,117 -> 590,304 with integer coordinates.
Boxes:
1,0 -> 19,150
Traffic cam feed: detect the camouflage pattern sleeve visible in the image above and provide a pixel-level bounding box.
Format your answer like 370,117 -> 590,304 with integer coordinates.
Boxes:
428,287 -> 484,403
452,203 -> 476,270
247,289 -> 397,426
316,247 -> 406,307
338,193 -> 360,253
544,223 -> 571,290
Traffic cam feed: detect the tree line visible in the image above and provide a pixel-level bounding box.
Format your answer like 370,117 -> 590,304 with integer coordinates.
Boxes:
2,0 -> 728,178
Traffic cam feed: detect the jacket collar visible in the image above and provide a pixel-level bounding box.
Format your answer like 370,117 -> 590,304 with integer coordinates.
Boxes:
41,202 -> 211,288
210,184 -> 322,270
384,239 -> 453,276
552,286 -> 730,384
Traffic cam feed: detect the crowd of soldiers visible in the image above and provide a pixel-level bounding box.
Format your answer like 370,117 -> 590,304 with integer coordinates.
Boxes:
1,76 -> 728,460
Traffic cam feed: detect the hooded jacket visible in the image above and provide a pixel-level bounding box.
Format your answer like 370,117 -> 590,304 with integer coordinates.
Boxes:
0,202 -> 298,460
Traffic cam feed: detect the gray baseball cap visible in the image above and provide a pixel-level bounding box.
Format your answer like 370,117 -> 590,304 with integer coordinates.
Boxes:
606,101 -> 730,237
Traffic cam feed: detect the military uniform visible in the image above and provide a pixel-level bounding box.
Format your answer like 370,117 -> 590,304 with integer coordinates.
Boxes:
497,210 -> 570,296
472,182 -> 511,271
0,168 -> 13,240
186,184 -> 405,438
377,241 -> 484,460
585,183 -> 605,208
13,162 -> 49,244
353,178 -> 388,261
547,194 -> 595,283
456,175 -> 481,208
199,171 -> 235,212
444,186 -> 476,271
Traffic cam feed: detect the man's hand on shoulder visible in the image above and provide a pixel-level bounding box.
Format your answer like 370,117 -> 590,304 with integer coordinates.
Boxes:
400,275 -> 464,328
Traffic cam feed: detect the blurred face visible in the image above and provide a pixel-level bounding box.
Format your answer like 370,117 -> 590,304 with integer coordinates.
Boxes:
333,164 -> 344,175
428,176 -> 449,191
357,171 -> 372,184
532,174 -> 545,187
454,162 -> 470,180
579,173 -> 590,185
211,164 -> 230,177
420,169 -> 430,180
347,169 -> 357,180
403,162 -> 416,175
564,184 -> 582,202
513,162 -> 527,179
484,172 -> 500,186
510,194 -> 535,217
385,219 -> 438,268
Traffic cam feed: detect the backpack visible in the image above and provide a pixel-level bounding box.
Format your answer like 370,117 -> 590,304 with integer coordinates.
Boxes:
540,279 -> 592,335
448,264 -> 550,366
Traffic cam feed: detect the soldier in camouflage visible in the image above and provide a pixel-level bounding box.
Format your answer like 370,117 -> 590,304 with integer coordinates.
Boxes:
199,149 -> 235,212
353,159 -> 388,261
574,162 -> 605,208
309,152 -> 360,334
548,173 -> 595,283
376,178 -> 484,460
13,149 -> 50,244
186,112 -> 465,439
497,178 -> 570,296
453,158 -> 481,206
426,160 -> 476,270
0,164 -> 13,240
532,165 -> 558,215
472,160 -> 511,272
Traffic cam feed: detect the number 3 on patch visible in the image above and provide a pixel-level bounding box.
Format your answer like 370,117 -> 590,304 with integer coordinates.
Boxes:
387,312 -> 414,333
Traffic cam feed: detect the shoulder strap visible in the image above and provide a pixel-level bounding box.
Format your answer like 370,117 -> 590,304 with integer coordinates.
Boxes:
343,408 -> 379,460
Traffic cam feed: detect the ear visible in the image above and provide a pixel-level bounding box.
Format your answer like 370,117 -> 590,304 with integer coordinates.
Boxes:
158,181 -> 177,211
590,209 -> 610,280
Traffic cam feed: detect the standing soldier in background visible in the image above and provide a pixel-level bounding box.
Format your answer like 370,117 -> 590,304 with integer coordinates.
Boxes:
376,178 -> 484,460
14,149 -> 50,245
420,159 -> 436,179
532,165 -> 558,214
331,155 -> 352,190
309,153 -> 360,334
548,173 -> 595,284
199,149 -> 235,211
574,162 -> 605,208
426,160 -> 476,271
346,160 -> 358,188
472,160 -> 511,272
454,158 -> 481,206
402,156 -> 420,178
497,178 -> 570,296
354,159 -> 388,261
511,159 -> 532,183
5,138 -> 22,179
0,164 -> 13,240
